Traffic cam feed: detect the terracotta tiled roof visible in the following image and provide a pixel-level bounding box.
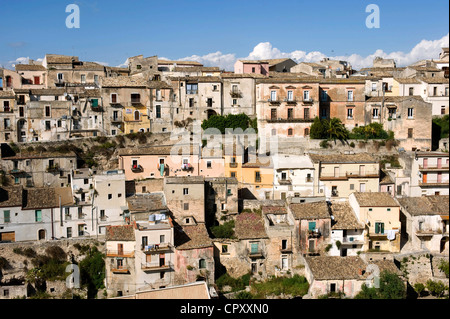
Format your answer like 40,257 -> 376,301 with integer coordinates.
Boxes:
158,60 -> 203,66
0,91 -> 15,98
23,188 -> 58,210
353,192 -> 399,207
165,176 -> 204,184
101,76 -> 149,88
46,54 -> 78,64
289,201 -> 331,220
235,212 -> 268,239
0,186 -> 23,208
366,96 -> 426,103
127,192 -> 167,212
106,224 -> 135,241
305,256 -> 367,280
176,224 -> 213,250
72,62 -> 105,71
397,195 -> 449,216
262,205 -> 287,215
15,64 -> 46,71
330,202 -> 364,230
394,78 -> 422,84
371,259 -> 402,276
418,77 -> 449,84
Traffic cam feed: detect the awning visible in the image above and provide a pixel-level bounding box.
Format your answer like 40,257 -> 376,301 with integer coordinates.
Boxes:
441,215 -> 449,220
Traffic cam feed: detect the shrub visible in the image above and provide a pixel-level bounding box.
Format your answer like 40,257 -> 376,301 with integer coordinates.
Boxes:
234,291 -> 254,299
210,220 -> 235,238
438,259 -> 449,278
13,247 -> 37,258
325,244 -> 333,252
45,246 -> 67,261
426,280 -> 448,298
250,275 -> 309,298
349,142 -> 355,148
320,140 -> 330,149
414,283 -> 426,297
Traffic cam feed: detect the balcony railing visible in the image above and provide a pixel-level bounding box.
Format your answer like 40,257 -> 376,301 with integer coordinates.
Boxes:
247,248 -> 264,258
279,245 -> 293,253
110,115 -> 123,123
284,98 -> 298,104
142,243 -> 172,254
9,168 -> 24,175
302,98 -> 314,104
131,164 -> 143,173
308,229 -> 321,238
230,90 -> 242,98
229,162 -> 238,168
419,165 -> 449,171
181,163 -> 194,171
277,177 -> 292,185
131,98 -> 142,105
415,228 -> 442,236
268,98 -> 281,105
141,261 -> 172,271
46,165 -> 60,173
111,265 -> 130,274
106,250 -> 134,258
320,171 -> 379,181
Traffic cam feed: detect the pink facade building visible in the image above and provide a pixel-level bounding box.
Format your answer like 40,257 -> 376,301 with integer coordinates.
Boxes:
234,60 -> 270,76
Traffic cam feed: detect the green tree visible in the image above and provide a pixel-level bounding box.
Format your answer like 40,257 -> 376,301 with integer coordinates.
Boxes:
79,246 -> 105,299
354,271 -> 406,299
310,117 -> 327,139
324,118 -> 349,142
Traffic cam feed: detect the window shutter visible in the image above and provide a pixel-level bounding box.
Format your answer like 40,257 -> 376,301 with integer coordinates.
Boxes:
91,99 -> 98,107
375,222 -> 379,234
309,221 -> 316,231
380,223 -> 384,234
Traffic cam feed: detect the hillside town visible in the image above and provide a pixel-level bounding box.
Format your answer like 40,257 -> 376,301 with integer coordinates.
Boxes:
0,48 -> 449,300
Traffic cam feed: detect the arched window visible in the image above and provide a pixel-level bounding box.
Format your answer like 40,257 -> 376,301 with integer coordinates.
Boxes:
288,128 -> 293,136
304,128 -> 310,136
199,258 -> 206,269
134,110 -> 140,121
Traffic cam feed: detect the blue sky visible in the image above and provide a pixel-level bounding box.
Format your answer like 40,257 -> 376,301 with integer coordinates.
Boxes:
1,0 -> 449,70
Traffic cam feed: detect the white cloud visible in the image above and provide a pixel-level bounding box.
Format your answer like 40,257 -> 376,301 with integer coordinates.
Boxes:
172,33 -> 449,71
115,58 -> 129,68
9,56 -> 30,67
94,61 -> 109,66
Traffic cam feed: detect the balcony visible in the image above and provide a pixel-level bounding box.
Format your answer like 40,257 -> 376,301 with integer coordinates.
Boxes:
131,164 -> 143,173
308,229 -> 321,238
9,168 -> 24,175
1,109 -> 13,113
186,90 -> 198,95
305,177 -> 313,183
229,162 -> 238,168
284,98 -> 298,105
279,245 -> 293,253
415,228 -> 442,237
277,177 -> 292,185
55,79 -> 65,87
106,250 -> 134,258
419,165 -> 449,172
419,181 -> 449,187
141,261 -> 172,272
319,171 -> 379,181
302,98 -> 314,105
342,237 -> 364,245
247,248 -> 264,259
230,90 -> 243,98
268,98 -> 281,105
46,164 -> 60,173
181,163 -> 194,172
131,98 -> 142,105
110,115 -> 123,123
111,266 -> 130,274
142,243 -> 172,254
331,190 -> 339,198
267,118 -> 314,123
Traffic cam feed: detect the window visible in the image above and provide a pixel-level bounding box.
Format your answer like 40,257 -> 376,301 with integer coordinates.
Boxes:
232,99 -> 237,106
270,90 -> 277,101
207,161 -> 212,168
388,108 -> 396,119
189,98 -> 194,107
304,128 -> 310,136
255,171 -> 261,183
111,93 -> 118,104
347,108 -> 353,119
45,106 -> 51,117
3,101 -> 10,112
308,222 -> 316,231
409,87 -> 414,96
372,108 -> 379,119
408,108 -> 414,119
359,183 -> 366,192
186,83 -> 198,94
207,98 -> 213,107
375,222 -> 385,234
222,244 -> 228,254
35,210 -> 42,222
372,83 -> 377,92
303,108 -> 310,119
433,87 -> 437,96
199,258 -> 206,269
78,207 -> 83,219
183,188 -> 189,195
252,67 -> 256,73
3,210 -> 10,223
287,90 -> 293,101
408,128 -> 413,138
303,90 -> 310,101
184,203 -> 189,210
45,121 -> 51,130
156,105 -> 161,118
271,108 -> 277,120
445,87 -> 449,96
287,108 -> 293,119
81,74 -> 86,83
350,184 -> 354,190
57,73 -> 63,82
347,90 -> 354,101
160,235 -> 165,243
441,106 -> 446,115
321,90 -> 328,101
287,128 -> 293,136
230,172 -> 236,178
108,194 -> 112,200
